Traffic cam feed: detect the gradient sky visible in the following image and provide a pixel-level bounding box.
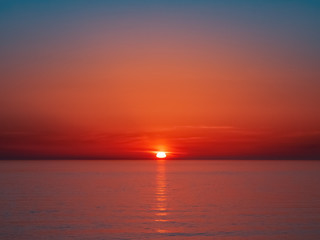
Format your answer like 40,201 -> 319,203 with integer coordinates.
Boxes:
1,0 -> 320,159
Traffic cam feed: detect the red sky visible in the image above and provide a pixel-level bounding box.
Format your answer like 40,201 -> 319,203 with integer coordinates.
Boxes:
1,1 -> 320,159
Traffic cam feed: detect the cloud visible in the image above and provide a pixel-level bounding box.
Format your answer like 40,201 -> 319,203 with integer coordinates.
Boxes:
158,125 -> 234,131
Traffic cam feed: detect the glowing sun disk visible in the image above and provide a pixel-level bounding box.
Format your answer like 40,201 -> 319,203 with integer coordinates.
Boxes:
156,152 -> 166,158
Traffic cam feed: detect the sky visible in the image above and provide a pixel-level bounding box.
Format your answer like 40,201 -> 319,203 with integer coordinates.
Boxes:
0,0 -> 320,159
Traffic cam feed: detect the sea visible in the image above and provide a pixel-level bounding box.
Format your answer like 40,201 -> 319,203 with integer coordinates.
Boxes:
1,160 -> 320,240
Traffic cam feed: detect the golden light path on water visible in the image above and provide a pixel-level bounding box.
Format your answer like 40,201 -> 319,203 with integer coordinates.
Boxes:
155,160 -> 169,233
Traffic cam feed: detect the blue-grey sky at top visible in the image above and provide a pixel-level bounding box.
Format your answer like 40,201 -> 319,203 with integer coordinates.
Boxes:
1,0 -> 319,65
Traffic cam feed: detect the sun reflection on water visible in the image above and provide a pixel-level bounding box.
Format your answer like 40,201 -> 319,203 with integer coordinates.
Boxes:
155,160 -> 169,233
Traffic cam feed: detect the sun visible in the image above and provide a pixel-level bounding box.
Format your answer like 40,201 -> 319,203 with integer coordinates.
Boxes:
156,152 -> 166,158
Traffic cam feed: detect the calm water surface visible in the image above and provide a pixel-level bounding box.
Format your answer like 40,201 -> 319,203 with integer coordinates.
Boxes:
1,160 -> 320,239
